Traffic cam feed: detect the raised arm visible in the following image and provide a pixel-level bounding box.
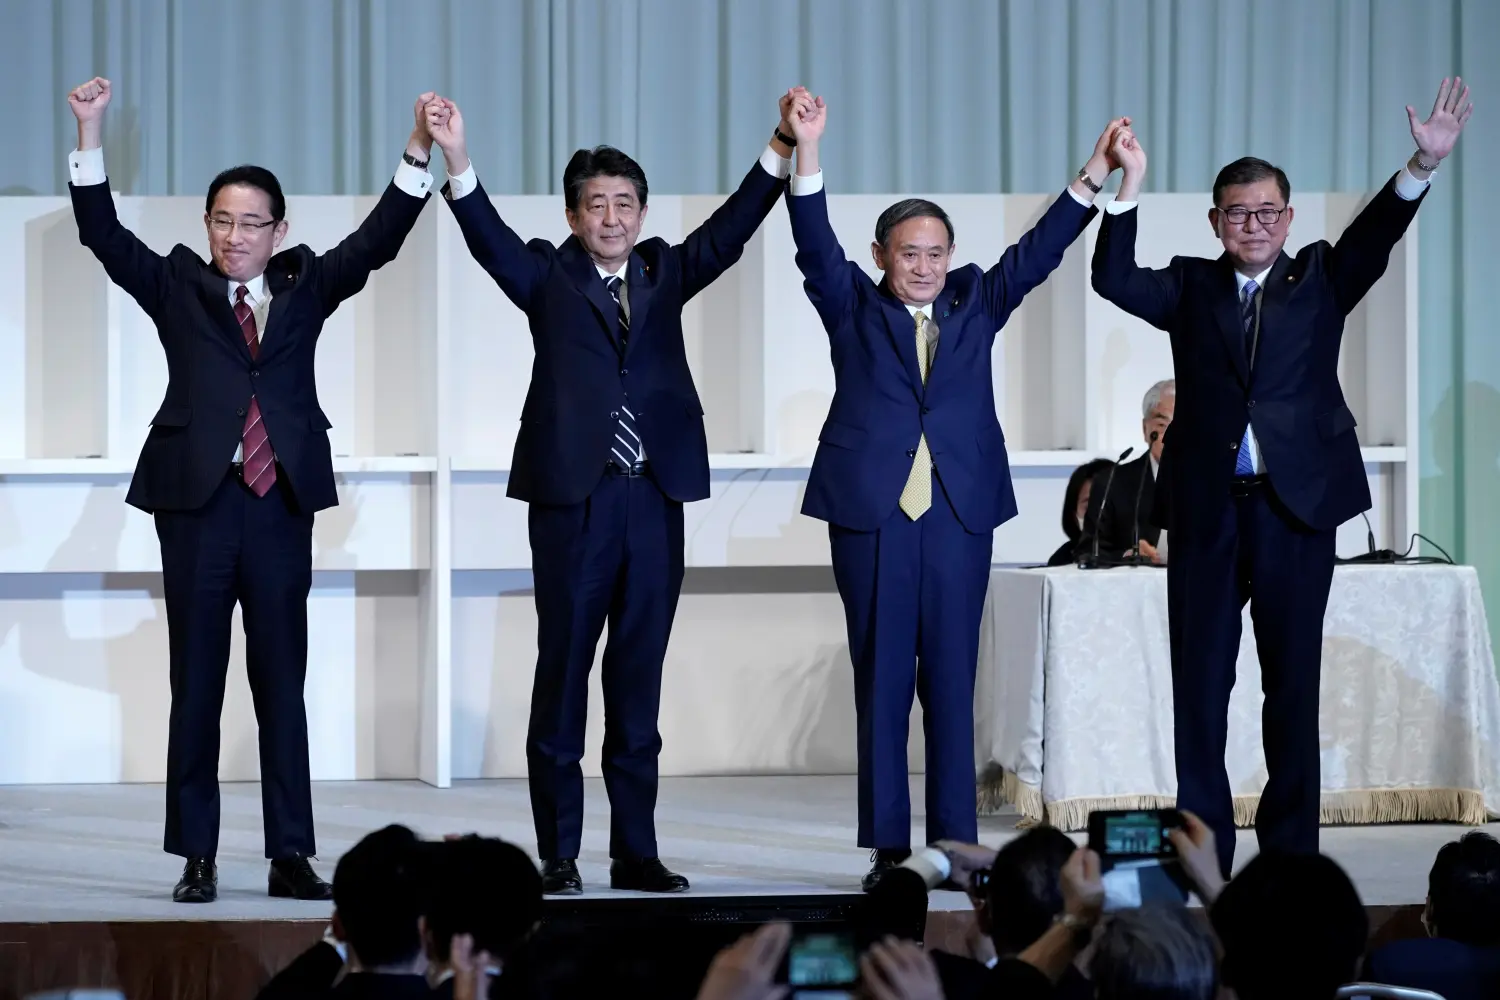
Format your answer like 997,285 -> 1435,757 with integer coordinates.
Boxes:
1090,129 -> 1182,331
66,77 -> 170,318
978,117 -> 1123,328
782,92 -> 858,331
427,97 -> 549,311
1328,77 -> 1470,314
313,92 -> 438,312
673,90 -> 798,302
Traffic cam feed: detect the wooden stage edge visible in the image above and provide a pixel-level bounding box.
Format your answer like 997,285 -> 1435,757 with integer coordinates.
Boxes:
0,898 -> 1427,1000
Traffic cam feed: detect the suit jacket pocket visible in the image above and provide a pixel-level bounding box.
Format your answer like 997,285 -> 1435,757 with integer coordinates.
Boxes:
818,419 -> 867,451
150,405 -> 192,427
1315,404 -> 1357,441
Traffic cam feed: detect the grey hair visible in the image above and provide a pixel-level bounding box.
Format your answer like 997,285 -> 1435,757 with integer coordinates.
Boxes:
1090,905 -> 1218,1000
1142,379 -> 1176,419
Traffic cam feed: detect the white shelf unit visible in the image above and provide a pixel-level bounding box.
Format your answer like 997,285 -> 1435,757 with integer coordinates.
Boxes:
0,189 -> 1419,788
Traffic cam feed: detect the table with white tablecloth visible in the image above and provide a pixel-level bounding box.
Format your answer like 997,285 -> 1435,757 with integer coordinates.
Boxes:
974,563 -> 1500,831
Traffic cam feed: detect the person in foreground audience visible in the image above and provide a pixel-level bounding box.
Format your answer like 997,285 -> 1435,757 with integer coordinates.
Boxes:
1090,905 -> 1217,1000
865,828 -> 1090,999
423,836 -> 544,999
1211,849 -> 1367,1000
1079,379 -> 1173,564
1049,459 -> 1113,566
688,921 -> 945,1000
326,824 -> 431,999
1364,830 -> 1500,1000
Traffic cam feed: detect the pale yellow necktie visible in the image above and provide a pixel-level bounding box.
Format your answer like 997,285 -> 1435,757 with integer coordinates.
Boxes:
898,311 -> 933,520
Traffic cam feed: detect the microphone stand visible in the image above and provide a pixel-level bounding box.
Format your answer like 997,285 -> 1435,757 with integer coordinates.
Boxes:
1078,446 -> 1134,570
1128,431 -> 1159,566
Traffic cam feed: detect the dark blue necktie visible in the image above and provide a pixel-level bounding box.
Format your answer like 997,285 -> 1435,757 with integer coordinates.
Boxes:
606,276 -> 641,469
1235,279 -> 1259,476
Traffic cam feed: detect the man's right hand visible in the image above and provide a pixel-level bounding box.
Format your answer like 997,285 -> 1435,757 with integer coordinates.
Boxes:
68,77 -> 112,122
788,90 -> 826,147
1167,809 -> 1226,904
1113,127 -> 1147,201
428,97 -> 469,176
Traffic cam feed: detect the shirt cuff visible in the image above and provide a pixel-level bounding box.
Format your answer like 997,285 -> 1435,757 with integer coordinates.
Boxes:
1106,199 -> 1138,215
447,163 -> 479,200
898,847 -> 952,889
69,146 -> 107,186
393,159 -> 434,198
1393,165 -> 1430,201
790,170 -> 825,196
1066,186 -> 1093,208
759,144 -> 792,180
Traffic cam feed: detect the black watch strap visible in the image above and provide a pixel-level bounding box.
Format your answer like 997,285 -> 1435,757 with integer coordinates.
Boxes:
774,127 -> 798,148
403,151 -> 430,170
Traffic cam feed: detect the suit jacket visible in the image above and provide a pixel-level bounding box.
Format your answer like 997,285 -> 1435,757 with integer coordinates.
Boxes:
442,161 -> 786,507
70,179 -> 429,514
1364,938 -> 1500,1000
1091,175 -> 1424,543
788,188 -> 1096,532
1080,453 -> 1159,559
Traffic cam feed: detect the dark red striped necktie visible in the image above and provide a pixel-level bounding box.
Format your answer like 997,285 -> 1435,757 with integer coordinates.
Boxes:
234,284 -> 276,496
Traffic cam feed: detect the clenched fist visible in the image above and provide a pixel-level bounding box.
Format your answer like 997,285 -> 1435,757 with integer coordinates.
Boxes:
68,77 -> 112,122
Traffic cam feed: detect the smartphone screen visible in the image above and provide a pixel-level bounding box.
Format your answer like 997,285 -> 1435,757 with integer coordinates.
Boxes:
785,929 -> 858,989
1104,811 -> 1166,856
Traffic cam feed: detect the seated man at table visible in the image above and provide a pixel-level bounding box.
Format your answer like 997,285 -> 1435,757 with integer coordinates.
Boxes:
1080,378 -> 1173,563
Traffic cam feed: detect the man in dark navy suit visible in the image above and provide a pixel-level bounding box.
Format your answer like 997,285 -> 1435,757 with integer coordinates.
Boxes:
782,93 -> 1129,890
426,92 -> 798,894
67,77 -> 439,902
1092,78 -> 1473,877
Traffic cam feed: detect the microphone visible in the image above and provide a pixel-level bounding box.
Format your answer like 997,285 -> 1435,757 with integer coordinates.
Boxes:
1129,431 -> 1159,565
1079,446 -> 1134,569
1344,510 -> 1399,563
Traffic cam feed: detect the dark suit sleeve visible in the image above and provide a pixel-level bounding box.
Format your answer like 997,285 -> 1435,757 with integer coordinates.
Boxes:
312,179 -> 431,314
1326,171 -> 1426,315
786,187 -> 858,332
70,178 -> 170,318
673,157 -> 786,303
1090,207 -> 1183,331
979,191 -> 1096,331
254,940 -> 344,1000
442,177 -> 549,312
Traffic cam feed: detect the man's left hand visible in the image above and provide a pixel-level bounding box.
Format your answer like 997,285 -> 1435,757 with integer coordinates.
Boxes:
1408,77 -> 1473,163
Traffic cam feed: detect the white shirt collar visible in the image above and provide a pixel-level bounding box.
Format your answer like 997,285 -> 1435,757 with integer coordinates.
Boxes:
904,302 -> 933,321
1234,266 -> 1273,296
230,273 -> 268,305
1149,454 -> 1159,479
595,261 -> 629,282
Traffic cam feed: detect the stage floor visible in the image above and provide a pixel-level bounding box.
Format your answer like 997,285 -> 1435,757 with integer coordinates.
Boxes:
1,776 -> 1495,921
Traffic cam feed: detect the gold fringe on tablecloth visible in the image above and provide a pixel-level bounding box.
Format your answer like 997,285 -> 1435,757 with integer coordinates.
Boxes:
978,765 -> 1492,832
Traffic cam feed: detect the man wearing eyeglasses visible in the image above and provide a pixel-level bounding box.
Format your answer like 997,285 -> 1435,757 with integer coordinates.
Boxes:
65,77 -> 440,904
1091,78 -> 1473,879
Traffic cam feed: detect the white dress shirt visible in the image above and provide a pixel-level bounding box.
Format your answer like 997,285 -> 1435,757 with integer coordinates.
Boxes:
1104,164 -> 1432,475
67,145 -> 435,463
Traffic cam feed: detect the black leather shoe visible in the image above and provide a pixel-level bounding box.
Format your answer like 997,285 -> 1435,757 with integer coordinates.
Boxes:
173,856 -> 218,903
269,856 -> 333,900
610,857 -> 690,893
861,848 -> 911,893
541,858 -> 583,895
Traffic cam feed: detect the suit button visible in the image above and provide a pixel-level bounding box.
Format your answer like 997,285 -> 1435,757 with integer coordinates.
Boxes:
1230,441 -> 1239,450
250,370 -> 259,378
237,407 -> 247,417
620,368 -> 628,376
906,448 -> 917,458
921,406 -> 931,414
1248,399 -> 1256,408
610,411 -> 619,419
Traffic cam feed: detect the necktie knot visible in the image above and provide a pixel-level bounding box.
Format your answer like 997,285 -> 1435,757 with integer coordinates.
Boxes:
606,275 -> 623,297
1243,279 -> 1258,302
236,284 -> 249,305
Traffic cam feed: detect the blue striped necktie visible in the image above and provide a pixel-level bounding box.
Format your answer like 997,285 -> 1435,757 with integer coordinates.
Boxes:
606,276 -> 642,469
1234,279 -> 1259,476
